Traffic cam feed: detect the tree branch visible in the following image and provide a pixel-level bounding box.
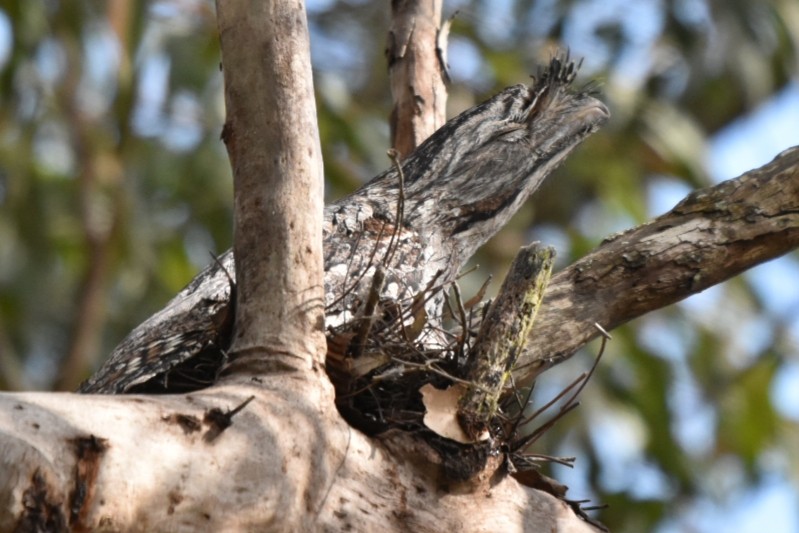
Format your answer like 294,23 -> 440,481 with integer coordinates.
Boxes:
517,146 -> 799,382
216,0 -> 326,376
387,0 -> 448,158
0,389 -> 598,531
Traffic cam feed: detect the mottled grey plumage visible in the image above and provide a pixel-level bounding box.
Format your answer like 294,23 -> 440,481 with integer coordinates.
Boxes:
79,56 -> 609,394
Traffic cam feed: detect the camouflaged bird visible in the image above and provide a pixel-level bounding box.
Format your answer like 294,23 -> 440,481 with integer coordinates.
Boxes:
79,56 -> 609,394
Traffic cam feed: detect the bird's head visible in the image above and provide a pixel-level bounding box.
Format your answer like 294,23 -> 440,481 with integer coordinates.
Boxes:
397,53 -> 609,266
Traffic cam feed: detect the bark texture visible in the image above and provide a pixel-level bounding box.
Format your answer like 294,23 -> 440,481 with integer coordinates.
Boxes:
517,146 -> 799,381
460,244 -> 554,438
0,389 -> 597,532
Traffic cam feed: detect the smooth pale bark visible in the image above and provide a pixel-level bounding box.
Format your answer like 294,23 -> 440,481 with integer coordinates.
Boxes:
217,0 -> 326,375
0,387 -> 597,532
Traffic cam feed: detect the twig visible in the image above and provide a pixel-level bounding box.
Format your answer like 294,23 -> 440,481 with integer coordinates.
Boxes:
560,323 -> 611,410
512,402 -> 580,453
349,266 -> 387,358
515,372 -> 586,431
384,149 -> 406,267
510,324 -> 611,451
463,275 -> 492,310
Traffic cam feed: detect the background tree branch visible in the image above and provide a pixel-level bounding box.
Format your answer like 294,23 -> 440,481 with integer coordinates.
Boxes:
388,0 -> 448,158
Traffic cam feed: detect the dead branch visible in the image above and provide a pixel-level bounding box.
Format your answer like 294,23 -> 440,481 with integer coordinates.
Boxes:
459,244 -> 554,438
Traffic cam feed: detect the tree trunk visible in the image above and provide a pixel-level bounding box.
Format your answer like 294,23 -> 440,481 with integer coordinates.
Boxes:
387,0 -> 448,159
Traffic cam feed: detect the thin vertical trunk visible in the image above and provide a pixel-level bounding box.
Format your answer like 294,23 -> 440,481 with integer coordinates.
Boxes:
388,0 -> 448,157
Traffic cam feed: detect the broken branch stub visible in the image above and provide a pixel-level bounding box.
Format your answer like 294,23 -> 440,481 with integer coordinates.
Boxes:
458,243 -> 555,439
